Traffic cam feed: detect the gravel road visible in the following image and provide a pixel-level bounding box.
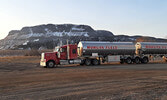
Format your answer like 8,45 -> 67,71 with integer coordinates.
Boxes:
0,56 -> 167,100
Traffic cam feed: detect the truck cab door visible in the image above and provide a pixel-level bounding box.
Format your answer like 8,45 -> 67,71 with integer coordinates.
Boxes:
60,47 -> 67,60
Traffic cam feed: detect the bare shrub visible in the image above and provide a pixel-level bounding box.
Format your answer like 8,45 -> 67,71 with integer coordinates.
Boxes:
136,37 -> 156,42
0,49 -> 53,57
0,50 -> 25,57
24,49 -> 40,56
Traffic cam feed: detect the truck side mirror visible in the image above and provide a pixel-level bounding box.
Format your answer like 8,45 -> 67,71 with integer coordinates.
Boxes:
57,52 -> 61,58
60,48 -> 62,52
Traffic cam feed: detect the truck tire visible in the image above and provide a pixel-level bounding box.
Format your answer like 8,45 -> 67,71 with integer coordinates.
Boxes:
92,59 -> 99,65
126,57 -> 132,64
85,59 -> 91,66
80,60 -> 85,65
98,60 -> 101,65
142,57 -> 149,64
47,61 -> 55,68
134,57 -> 140,64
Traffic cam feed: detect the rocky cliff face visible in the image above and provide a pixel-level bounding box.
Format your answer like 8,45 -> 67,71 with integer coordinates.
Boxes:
0,24 -> 166,50
0,24 -> 114,50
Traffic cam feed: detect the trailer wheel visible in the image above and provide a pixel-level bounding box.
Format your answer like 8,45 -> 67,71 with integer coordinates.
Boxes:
126,57 -> 132,64
47,61 -> 55,68
134,57 -> 140,64
92,59 -> 99,65
142,57 -> 149,64
85,59 -> 91,66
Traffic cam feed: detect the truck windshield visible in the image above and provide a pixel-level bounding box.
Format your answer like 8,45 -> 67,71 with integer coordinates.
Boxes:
54,47 -> 60,52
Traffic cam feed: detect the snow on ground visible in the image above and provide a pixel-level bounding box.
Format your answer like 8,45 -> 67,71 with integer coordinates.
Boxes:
55,26 -> 58,29
84,33 -> 89,37
129,38 -> 136,41
31,33 -> 44,37
45,28 -> 48,31
11,28 -> 89,40
0,46 -> 4,50
71,27 -> 85,31
23,41 -> 29,45
64,32 -> 89,37
47,32 -> 89,37
18,48 -> 23,50
33,39 -> 39,42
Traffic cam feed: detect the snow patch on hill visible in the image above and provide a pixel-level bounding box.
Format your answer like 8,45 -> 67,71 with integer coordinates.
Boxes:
72,27 -> 85,31
34,39 -> 39,42
23,41 -> 29,45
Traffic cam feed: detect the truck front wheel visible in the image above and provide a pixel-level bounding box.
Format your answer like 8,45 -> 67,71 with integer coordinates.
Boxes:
47,61 -> 55,68
85,59 -> 91,66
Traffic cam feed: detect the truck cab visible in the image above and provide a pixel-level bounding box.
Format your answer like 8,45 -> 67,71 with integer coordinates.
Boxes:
40,44 -> 79,68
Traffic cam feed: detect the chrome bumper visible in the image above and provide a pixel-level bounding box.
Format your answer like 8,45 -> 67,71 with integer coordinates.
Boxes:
40,61 -> 46,66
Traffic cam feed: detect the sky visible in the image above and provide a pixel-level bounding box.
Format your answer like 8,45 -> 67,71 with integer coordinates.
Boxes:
0,0 -> 167,39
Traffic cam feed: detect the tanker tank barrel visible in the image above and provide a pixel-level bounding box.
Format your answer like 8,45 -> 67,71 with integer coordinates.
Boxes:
77,41 -> 136,56
136,42 -> 167,55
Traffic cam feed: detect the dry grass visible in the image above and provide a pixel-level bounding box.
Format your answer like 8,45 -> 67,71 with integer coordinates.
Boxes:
0,56 -> 40,64
0,49 -> 53,57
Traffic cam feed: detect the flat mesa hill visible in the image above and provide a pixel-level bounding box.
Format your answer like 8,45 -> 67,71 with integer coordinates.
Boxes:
0,24 -> 166,50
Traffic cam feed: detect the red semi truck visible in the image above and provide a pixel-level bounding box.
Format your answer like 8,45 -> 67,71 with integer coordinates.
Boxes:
40,41 -> 167,68
40,44 -> 80,68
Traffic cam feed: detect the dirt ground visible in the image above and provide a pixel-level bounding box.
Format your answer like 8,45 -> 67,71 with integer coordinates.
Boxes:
0,56 -> 167,100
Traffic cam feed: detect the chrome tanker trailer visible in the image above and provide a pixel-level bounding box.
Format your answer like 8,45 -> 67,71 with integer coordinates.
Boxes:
77,41 -> 145,65
136,42 -> 167,55
77,41 -> 135,56
78,41 -> 167,65
136,42 -> 167,62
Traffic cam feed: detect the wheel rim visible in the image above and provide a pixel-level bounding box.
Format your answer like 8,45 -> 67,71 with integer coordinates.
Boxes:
135,58 -> 140,64
93,60 -> 98,65
49,62 -> 54,67
85,59 -> 91,65
127,58 -> 131,64
143,58 -> 148,63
